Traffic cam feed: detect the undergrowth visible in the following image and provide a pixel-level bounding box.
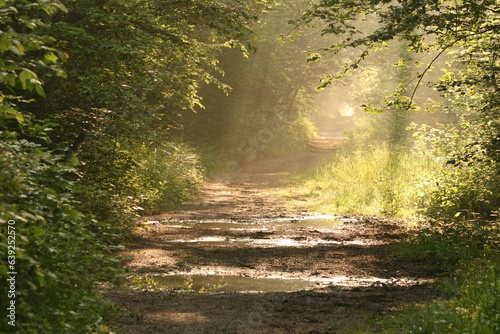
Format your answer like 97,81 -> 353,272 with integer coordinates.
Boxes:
287,141 -> 441,219
381,257 -> 499,334
380,213 -> 500,334
0,135 -> 124,333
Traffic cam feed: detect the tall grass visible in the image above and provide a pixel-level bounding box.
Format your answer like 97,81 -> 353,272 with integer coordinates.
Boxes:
381,257 -> 499,334
293,141 -> 442,218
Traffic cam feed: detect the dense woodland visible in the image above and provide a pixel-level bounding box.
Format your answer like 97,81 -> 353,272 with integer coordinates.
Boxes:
0,0 -> 498,333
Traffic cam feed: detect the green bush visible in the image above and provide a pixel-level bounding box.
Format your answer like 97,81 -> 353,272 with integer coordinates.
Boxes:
400,214 -> 499,273
124,142 -> 205,214
383,212 -> 499,334
0,135 -> 123,333
74,137 -> 205,226
411,123 -> 500,221
382,259 -> 499,334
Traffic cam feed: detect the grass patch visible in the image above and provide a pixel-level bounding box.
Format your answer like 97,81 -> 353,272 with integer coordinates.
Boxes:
380,260 -> 499,334
286,142 -> 441,219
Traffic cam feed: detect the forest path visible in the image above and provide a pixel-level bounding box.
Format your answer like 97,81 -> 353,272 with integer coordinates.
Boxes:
108,141 -> 435,333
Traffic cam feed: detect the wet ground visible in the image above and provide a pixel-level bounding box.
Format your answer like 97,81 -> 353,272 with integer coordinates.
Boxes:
108,150 -> 436,333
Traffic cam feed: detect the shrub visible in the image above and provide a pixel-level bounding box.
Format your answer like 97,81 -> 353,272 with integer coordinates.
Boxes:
0,134 -> 123,333
124,142 -> 205,214
382,259 -> 499,334
400,213 -> 499,272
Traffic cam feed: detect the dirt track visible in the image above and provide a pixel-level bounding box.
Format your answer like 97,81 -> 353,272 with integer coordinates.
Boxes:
108,149 -> 436,333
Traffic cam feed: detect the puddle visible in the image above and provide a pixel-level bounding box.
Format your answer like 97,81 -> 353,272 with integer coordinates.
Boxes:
150,215 -> 346,232
125,275 -> 316,292
164,237 -> 370,247
248,239 -> 369,247
124,274 -> 413,292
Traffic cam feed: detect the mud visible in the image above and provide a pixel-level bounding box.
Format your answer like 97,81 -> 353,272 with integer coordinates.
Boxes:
107,150 -> 436,333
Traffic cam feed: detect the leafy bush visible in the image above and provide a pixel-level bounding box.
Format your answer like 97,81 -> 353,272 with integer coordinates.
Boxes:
0,134 -> 123,333
124,142 -> 205,214
400,214 -> 499,274
382,259 -> 499,334
75,140 -> 205,226
411,123 -> 500,221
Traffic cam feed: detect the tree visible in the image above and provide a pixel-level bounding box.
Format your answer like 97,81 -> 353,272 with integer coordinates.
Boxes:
1,0 -> 273,331
21,0 -> 271,221
0,0 -> 66,129
299,0 -> 499,217
0,1 -> 124,332
298,0 -> 498,106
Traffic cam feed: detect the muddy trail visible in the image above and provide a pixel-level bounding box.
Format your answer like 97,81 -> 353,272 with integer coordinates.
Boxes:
108,140 -> 436,334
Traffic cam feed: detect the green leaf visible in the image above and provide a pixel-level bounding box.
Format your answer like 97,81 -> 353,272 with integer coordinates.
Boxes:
0,35 -> 11,51
8,45 -> 23,56
15,113 -> 25,122
19,69 -> 37,89
35,84 -> 46,97
44,52 -> 59,63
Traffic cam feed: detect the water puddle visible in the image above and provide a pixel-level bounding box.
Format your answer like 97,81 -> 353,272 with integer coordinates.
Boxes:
164,237 -> 370,247
124,274 -> 412,292
125,275 -> 316,292
149,215 -> 346,232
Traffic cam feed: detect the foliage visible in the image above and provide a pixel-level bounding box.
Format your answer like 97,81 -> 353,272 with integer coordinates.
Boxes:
298,0 -> 499,96
297,1 -> 499,332
0,0 -> 269,331
290,140 -> 441,218
299,0 -> 500,245
0,2 -> 123,331
401,212 -> 499,273
1,1 -> 121,331
0,0 -> 67,128
382,257 -> 499,334
122,142 -> 205,214
411,122 -> 500,220
0,134 -> 123,333
12,0 -> 272,226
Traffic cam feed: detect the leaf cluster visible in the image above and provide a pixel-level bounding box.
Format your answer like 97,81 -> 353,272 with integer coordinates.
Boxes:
299,0 -> 499,96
